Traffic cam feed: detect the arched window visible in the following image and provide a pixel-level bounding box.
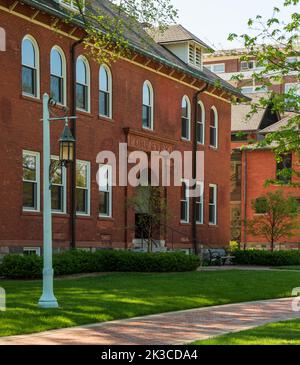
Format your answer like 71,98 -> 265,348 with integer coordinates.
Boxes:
99,65 -> 112,118
21,35 -> 39,97
142,81 -> 154,129
76,56 -> 90,112
210,106 -> 218,148
181,96 -> 191,140
197,101 -> 205,145
50,47 -> 66,105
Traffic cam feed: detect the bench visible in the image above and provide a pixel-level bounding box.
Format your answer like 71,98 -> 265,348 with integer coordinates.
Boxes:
202,248 -> 235,266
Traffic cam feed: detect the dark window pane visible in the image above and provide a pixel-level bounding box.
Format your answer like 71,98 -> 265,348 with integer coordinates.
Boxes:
76,188 -> 87,213
51,185 -> 63,211
210,127 -> 216,147
197,122 -> 204,143
181,201 -> 187,221
23,155 -> 36,181
181,117 -> 189,139
209,205 -> 216,224
99,91 -> 109,116
142,105 -> 151,128
23,182 -> 36,209
276,154 -> 292,184
196,201 -> 203,223
50,75 -> 63,104
22,66 -> 36,96
76,83 -> 87,110
99,191 -> 109,216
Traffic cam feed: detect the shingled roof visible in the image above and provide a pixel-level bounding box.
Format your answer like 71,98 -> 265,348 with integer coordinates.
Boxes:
148,24 -> 213,51
259,114 -> 298,134
20,0 -> 247,100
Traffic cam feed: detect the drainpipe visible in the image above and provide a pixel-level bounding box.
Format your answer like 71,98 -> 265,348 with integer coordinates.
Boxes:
192,83 -> 208,256
70,38 -> 84,250
243,150 -> 248,250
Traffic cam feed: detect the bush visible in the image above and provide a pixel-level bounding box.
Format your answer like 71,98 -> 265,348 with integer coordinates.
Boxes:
0,250 -> 200,279
233,249 -> 300,266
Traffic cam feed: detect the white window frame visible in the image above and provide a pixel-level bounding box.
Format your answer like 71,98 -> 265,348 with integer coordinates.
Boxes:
50,155 -> 67,214
99,164 -> 113,218
209,106 -> 218,149
76,160 -> 91,216
76,55 -> 90,113
209,184 -> 217,226
180,179 -> 189,223
50,45 -> 67,106
21,35 -> 40,99
196,181 -> 204,225
23,247 -> 41,256
181,95 -> 191,141
142,80 -> 154,130
99,64 -> 113,119
22,150 -> 40,213
60,0 -> 85,12
197,100 -> 205,145
205,63 -> 225,74
241,85 -> 268,94
240,60 -> 256,71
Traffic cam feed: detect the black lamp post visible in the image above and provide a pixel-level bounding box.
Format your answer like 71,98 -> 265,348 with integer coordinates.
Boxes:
59,120 -> 76,166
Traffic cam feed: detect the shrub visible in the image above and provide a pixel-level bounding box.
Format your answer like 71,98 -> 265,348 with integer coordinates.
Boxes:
233,249 -> 300,266
0,250 -> 200,279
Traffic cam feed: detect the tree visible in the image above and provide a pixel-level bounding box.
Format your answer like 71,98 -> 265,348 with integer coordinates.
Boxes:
247,190 -> 300,251
59,0 -> 178,65
228,0 -> 300,185
127,186 -> 170,252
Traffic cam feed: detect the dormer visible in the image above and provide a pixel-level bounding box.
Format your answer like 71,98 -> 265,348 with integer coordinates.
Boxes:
149,25 -> 213,71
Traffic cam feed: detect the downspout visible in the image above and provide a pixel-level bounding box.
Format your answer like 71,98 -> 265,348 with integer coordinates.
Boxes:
192,83 -> 208,255
70,38 -> 84,250
243,150 -> 248,250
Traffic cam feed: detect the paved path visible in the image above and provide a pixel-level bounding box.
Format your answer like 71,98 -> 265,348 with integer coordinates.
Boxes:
0,298 -> 299,345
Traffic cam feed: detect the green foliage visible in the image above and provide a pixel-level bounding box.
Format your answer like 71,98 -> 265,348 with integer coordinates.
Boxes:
233,249 -> 300,266
0,250 -> 200,279
229,241 -> 240,251
248,191 -> 300,250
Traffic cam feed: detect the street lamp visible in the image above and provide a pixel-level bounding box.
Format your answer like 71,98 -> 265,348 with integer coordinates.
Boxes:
59,120 -> 75,166
38,93 -> 76,309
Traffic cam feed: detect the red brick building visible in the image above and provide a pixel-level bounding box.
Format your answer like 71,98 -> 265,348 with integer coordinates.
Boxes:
0,0 -> 244,256
204,49 -> 300,249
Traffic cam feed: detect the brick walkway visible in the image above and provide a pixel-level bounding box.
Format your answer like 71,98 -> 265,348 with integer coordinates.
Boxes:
0,298 -> 299,345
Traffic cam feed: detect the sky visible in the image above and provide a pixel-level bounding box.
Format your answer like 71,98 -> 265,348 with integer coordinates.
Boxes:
171,0 -> 299,50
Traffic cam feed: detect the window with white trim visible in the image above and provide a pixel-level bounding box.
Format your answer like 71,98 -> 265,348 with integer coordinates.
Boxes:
23,247 -> 41,256
76,160 -> 90,215
240,60 -> 255,71
284,83 -> 300,110
21,35 -> 39,98
23,151 -> 40,212
209,106 -> 218,148
209,184 -> 217,225
50,156 -> 67,213
50,46 -> 66,105
197,101 -> 205,144
99,65 -> 112,118
241,85 -> 268,94
196,182 -> 204,224
142,81 -> 154,129
99,165 -> 112,218
181,96 -> 191,140
60,0 -> 85,12
76,56 -> 90,112
180,180 -> 189,223
205,63 -> 225,73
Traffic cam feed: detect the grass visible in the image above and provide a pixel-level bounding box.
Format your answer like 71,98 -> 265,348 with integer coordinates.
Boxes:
192,318 -> 300,345
0,270 -> 300,337
275,266 -> 300,271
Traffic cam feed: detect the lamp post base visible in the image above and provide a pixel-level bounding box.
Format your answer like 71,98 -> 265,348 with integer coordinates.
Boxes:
38,298 -> 59,309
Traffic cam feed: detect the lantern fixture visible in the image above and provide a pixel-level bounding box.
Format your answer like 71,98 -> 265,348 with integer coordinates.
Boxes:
59,119 -> 75,166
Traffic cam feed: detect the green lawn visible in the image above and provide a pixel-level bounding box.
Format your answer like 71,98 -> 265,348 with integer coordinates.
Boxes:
275,266 -> 300,271
0,270 -> 300,337
192,318 -> 300,345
